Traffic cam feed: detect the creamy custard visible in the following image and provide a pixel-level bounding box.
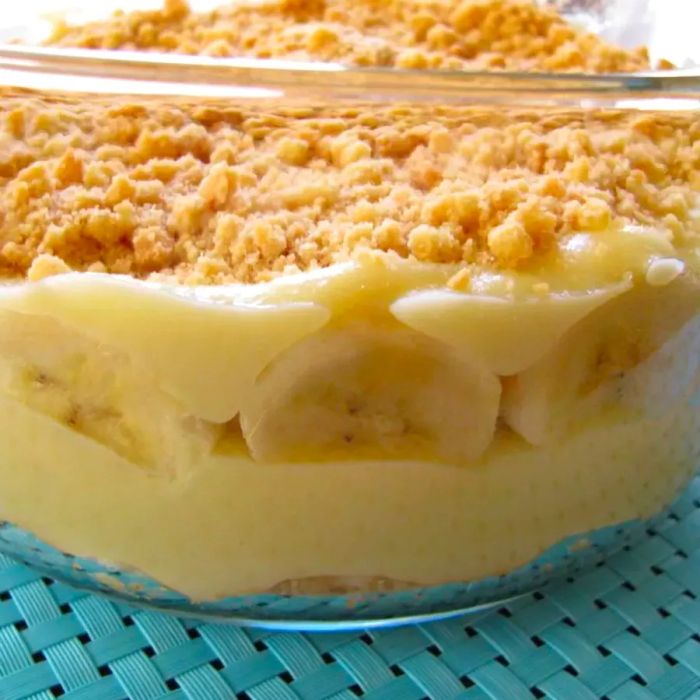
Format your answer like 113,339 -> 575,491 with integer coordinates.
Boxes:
0,247 -> 699,597
0,389 -> 697,599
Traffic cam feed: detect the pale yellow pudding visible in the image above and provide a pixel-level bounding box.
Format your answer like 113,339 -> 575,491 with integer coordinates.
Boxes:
0,252 -> 700,599
0,78 -> 698,599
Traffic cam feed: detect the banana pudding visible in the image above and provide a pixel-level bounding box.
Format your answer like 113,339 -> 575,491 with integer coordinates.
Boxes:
47,0 -> 657,72
0,0 -> 698,603
0,91 -> 697,599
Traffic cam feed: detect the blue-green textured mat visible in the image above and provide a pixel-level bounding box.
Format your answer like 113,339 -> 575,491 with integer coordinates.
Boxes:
0,478 -> 698,700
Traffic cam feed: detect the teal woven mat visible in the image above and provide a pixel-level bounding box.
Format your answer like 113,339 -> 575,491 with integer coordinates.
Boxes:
0,478 -> 698,699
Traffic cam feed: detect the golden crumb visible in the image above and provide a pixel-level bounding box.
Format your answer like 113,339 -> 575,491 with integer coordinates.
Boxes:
0,93 -> 697,284
26,253 -> 71,281
447,268 -> 471,292
487,220 -> 533,265
46,0 -> 655,73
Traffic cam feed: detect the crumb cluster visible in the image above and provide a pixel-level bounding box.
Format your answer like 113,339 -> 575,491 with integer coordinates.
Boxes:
0,93 -> 697,284
47,0 -> 655,73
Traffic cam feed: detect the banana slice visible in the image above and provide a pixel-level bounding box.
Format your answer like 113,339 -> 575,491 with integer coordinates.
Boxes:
0,273 -> 329,423
619,312 -> 700,418
0,309 -> 215,474
239,324 -> 501,464
390,282 -> 631,376
501,275 -> 700,445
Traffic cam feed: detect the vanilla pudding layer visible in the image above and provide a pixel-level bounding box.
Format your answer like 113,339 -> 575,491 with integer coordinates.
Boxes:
0,226 -> 698,599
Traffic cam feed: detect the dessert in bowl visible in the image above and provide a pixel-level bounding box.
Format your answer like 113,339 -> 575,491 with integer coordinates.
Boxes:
0,0 -> 697,624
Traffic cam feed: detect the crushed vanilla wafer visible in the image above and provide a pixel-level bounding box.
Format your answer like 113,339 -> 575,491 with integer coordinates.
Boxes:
0,94 -> 698,284
47,0 -> 654,73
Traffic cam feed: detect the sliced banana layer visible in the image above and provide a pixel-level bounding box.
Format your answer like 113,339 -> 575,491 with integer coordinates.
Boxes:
239,324 -> 501,464
0,230 -> 696,469
390,282 -> 631,376
501,275 -> 700,445
0,274 -> 330,423
0,309 -> 215,473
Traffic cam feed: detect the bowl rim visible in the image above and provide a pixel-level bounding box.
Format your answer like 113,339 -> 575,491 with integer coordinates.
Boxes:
0,44 -> 699,107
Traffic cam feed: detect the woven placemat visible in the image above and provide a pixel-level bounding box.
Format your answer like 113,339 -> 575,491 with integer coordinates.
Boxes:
0,477 -> 698,700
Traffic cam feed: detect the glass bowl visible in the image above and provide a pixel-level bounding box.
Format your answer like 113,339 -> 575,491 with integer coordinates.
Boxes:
0,0 -> 698,630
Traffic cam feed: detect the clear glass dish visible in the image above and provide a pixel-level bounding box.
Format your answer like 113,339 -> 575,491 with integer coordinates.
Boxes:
0,0 -> 697,629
